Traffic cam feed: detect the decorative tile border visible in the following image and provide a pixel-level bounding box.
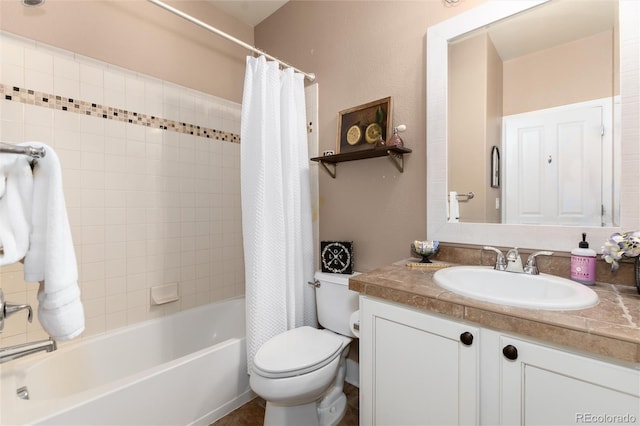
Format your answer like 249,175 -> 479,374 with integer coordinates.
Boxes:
0,83 -> 241,143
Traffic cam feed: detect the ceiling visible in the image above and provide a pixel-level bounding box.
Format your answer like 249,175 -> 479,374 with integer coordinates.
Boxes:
208,0 -> 289,27
450,0 -> 617,61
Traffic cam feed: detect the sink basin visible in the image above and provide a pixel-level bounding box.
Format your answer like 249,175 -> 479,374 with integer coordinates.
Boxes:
433,266 -> 598,310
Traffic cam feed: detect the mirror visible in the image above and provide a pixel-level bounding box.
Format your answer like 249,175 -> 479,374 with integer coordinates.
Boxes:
427,0 -> 640,251
448,0 -> 618,226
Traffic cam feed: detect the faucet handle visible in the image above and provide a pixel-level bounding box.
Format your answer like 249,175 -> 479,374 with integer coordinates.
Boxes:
506,247 -> 520,261
1,289 -> 33,334
5,303 -> 33,323
482,246 -> 507,271
524,251 -> 554,275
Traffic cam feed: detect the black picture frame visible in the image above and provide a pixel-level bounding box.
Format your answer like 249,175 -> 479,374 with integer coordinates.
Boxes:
336,97 -> 392,154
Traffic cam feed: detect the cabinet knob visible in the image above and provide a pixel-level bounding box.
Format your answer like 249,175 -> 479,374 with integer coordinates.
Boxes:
460,331 -> 474,346
503,344 -> 518,360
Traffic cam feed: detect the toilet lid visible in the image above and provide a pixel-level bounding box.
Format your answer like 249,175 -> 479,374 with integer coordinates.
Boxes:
253,327 -> 344,378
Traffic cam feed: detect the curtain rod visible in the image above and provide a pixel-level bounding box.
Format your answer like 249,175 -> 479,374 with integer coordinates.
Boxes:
147,0 -> 316,82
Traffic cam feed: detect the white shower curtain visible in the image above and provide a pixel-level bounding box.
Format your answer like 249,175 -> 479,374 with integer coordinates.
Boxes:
241,56 -> 317,374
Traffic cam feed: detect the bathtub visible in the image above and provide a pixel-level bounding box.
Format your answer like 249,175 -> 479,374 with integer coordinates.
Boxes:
0,297 -> 253,425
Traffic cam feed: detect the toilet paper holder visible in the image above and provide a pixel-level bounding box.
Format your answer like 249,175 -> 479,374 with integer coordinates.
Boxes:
349,311 -> 360,337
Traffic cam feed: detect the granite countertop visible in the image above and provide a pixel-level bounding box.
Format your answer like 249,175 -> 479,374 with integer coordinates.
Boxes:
349,260 -> 640,364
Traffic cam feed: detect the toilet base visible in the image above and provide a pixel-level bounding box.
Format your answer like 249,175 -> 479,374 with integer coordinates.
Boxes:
263,392 -> 347,426
264,401 -> 318,426
318,392 -> 347,426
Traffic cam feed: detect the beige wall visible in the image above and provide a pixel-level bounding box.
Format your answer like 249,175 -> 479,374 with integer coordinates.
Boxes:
0,0 -> 252,102
485,36 -> 502,223
448,33 -> 501,224
503,30 -> 614,116
256,0 -> 484,271
448,33 -> 488,223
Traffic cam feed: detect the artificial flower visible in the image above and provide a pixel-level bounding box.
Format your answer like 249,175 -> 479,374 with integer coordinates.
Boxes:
601,230 -> 640,271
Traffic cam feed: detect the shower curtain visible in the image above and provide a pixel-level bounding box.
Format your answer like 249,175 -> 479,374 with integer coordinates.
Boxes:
241,56 -> 317,374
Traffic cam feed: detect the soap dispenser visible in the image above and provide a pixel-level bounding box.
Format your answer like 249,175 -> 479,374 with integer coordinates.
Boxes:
570,233 -> 596,285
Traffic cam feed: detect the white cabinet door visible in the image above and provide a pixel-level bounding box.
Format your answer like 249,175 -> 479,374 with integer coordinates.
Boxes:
500,336 -> 640,426
360,296 -> 479,426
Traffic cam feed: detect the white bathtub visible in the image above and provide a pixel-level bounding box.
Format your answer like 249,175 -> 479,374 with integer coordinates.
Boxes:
0,297 -> 253,425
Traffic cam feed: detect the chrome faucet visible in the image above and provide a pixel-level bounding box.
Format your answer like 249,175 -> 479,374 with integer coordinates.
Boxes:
523,251 -> 554,275
0,289 -> 58,363
482,246 -> 507,271
0,338 -> 57,364
505,247 -> 524,273
482,247 -> 554,275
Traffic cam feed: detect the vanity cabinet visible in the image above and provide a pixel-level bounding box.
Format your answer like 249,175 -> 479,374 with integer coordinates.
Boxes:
498,334 -> 640,425
359,296 -> 479,426
360,296 -> 640,426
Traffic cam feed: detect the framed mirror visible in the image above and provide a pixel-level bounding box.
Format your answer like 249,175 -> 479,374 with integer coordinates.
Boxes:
427,0 -> 640,251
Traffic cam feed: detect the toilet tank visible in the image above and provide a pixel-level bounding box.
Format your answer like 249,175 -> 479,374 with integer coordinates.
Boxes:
314,271 -> 360,337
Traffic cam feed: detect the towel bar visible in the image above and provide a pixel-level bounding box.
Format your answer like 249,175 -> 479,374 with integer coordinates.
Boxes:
0,142 -> 46,159
0,142 -> 47,258
456,192 -> 474,201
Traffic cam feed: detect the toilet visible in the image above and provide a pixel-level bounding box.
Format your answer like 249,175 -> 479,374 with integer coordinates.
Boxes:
249,271 -> 360,426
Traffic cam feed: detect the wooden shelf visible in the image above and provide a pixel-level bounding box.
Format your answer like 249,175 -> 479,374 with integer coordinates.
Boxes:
310,146 -> 412,178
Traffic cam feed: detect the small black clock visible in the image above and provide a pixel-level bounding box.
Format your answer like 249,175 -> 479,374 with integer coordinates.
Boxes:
321,241 -> 353,274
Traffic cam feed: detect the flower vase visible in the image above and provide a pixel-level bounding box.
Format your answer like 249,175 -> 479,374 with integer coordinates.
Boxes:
635,257 -> 640,295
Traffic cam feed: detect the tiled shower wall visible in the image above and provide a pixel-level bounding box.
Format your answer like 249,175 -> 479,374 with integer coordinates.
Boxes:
0,31 -> 246,346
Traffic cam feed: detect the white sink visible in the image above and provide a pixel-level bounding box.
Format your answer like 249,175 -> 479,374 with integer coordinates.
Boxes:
433,266 -> 598,310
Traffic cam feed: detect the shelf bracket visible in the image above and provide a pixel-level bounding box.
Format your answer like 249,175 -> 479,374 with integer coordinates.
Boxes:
387,150 -> 405,173
318,160 -> 337,179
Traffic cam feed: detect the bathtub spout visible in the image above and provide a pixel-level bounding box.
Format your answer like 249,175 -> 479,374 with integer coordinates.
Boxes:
0,337 -> 57,364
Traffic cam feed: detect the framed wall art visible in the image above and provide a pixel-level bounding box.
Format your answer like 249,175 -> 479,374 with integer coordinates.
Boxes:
336,97 -> 392,153
320,241 -> 353,274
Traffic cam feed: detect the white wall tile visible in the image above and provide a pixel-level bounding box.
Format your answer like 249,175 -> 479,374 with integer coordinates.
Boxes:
25,68 -> 53,93
0,36 -> 25,67
79,63 -> 103,86
1,63 -> 24,87
0,32 -> 244,347
54,56 -> 79,81
24,47 -> 53,74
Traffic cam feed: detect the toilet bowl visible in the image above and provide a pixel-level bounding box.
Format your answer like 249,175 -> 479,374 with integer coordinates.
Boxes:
250,272 -> 359,426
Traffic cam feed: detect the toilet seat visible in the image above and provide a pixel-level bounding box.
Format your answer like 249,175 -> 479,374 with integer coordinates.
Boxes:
253,326 -> 344,379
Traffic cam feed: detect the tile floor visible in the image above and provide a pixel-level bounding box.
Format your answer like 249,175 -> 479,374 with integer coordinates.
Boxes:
211,383 -> 359,426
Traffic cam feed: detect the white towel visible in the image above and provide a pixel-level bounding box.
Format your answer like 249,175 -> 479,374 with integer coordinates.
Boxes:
448,191 -> 460,223
0,152 -> 33,266
21,142 -> 85,341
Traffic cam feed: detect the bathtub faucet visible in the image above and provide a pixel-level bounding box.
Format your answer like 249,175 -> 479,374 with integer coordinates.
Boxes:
0,288 -> 56,363
0,338 -> 57,364
1,288 -> 33,333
